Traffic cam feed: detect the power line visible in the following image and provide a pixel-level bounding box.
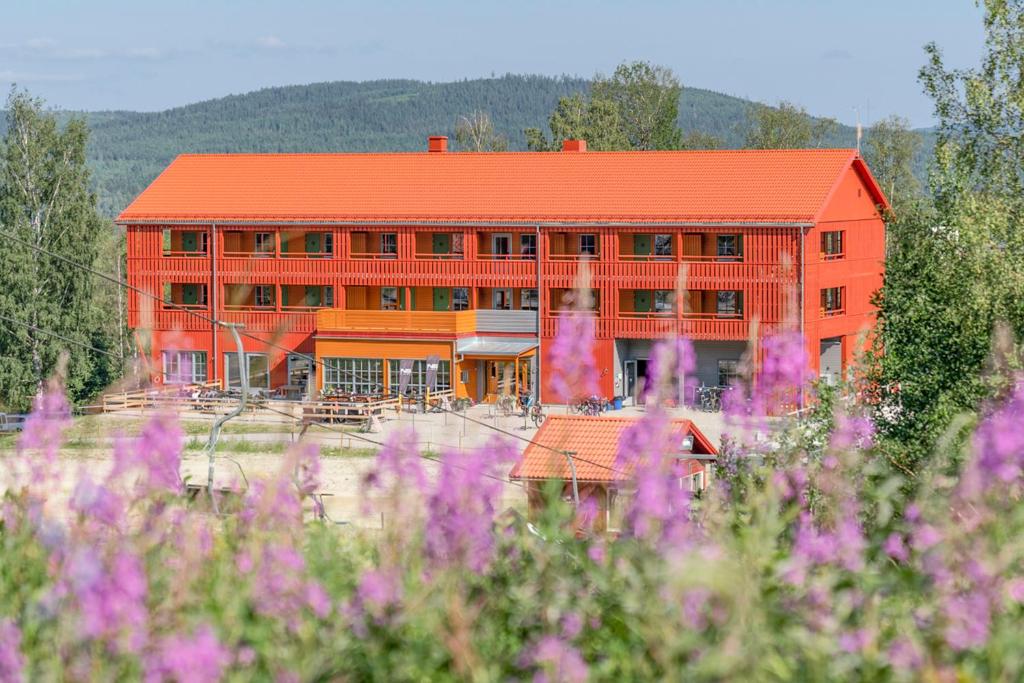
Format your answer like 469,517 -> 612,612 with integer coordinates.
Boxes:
0,227 -> 628,477
0,312 -> 122,361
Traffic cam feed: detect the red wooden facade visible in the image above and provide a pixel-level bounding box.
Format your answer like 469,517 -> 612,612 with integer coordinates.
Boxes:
119,142 -> 888,400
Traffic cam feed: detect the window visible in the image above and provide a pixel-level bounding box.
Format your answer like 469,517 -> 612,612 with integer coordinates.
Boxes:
255,232 -> 274,255
718,359 -> 740,387
716,290 -> 742,317
654,234 -> 673,258
716,235 -> 741,261
451,233 -> 464,257
453,287 -> 470,311
822,231 -> 844,259
224,352 -> 269,390
521,288 -> 539,311
579,234 -> 597,256
323,286 -> 334,307
654,290 -> 673,313
520,234 -> 537,259
381,233 -> 398,257
492,234 -> 512,258
493,288 -> 512,310
323,357 -> 384,395
255,285 -> 274,308
162,351 -> 207,384
381,287 -> 400,310
387,360 -> 452,396
322,232 -> 334,256
821,287 -> 844,316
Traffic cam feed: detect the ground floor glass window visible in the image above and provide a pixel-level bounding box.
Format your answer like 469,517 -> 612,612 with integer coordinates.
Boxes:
224,352 -> 270,389
388,359 -> 451,396
322,357 -> 384,395
162,351 -> 207,384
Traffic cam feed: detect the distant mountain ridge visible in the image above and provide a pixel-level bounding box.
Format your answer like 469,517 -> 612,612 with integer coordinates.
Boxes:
0,75 -> 932,216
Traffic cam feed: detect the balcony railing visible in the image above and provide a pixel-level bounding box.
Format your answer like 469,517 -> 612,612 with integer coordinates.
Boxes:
223,250 -> 276,258
280,252 -> 334,259
413,252 -> 465,260
477,254 -> 536,261
317,309 -> 537,335
223,304 -> 276,312
161,302 -> 208,311
351,252 -> 399,260
162,250 -> 208,258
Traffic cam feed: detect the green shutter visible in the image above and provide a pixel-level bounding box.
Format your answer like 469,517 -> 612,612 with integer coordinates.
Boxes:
281,288 -> 289,307
634,290 -> 652,313
433,287 -> 449,311
182,284 -> 199,306
633,234 -> 651,256
305,233 -> 321,254
432,233 -> 450,255
280,235 -> 289,253
398,288 -> 406,311
305,286 -> 320,307
182,232 -> 198,252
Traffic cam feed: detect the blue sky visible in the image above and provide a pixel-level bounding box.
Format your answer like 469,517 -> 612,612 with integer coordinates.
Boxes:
2,0 -> 985,127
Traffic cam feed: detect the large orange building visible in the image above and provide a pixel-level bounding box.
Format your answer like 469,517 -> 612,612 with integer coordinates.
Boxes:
118,137 -> 888,403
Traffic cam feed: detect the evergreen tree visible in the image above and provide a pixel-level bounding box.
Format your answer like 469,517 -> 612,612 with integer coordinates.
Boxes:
0,90 -> 117,410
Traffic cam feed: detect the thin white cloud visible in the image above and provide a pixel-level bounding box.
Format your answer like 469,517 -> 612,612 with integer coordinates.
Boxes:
256,35 -> 287,49
0,69 -> 87,83
0,39 -> 166,61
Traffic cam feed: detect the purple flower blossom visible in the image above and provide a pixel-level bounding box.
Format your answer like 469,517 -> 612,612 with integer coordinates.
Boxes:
830,414 -> 875,451
424,438 -> 516,572
911,524 -> 942,552
962,379 -> 1024,498
838,628 -> 871,654
17,387 -> 71,483
944,593 -> 991,651
883,533 -> 909,563
547,312 -> 599,403
615,408 -> 695,548
0,619 -> 24,683
1007,578 -> 1024,603
111,412 -> 184,497
70,478 -> 124,527
67,546 -> 148,652
524,636 -> 588,683
145,625 -> 230,683
886,637 -> 923,670
644,336 -> 696,407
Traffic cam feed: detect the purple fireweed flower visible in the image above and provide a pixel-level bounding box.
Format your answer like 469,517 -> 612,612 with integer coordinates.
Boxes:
962,378 -> 1024,499
883,533 -> 909,563
838,629 -> 871,654
67,546 -> 148,652
145,625 -> 231,683
346,568 -> 403,637
615,408 -> 696,548
944,593 -> 991,651
111,412 -> 184,497
524,636 -> 588,683
17,387 -> 71,484
70,478 -> 125,527
887,637 -> 923,671
364,428 -> 428,504
644,336 -> 697,407
424,438 -> 516,572
305,581 -> 332,619
911,524 -> 942,552
1007,578 -> 1024,603
830,413 -> 875,451
0,619 -> 24,683
560,613 -> 583,640
252,542 -> 308,623
548,311 -> 599,403
292,442 -> 321,497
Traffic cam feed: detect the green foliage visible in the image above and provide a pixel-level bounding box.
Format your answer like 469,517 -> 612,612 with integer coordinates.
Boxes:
0,90 -> 121,411
525,93 -> 630,151
590,61 -> 684,150
920,0 -> 1024,199
863,115 -> 923,209
869,195 -> 1024,470
744,101 -> 840,149
453,111 -> 509,152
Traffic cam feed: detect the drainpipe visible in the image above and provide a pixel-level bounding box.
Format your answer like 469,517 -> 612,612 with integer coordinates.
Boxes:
564,450 -> 580,507
210,223 -> 218,385
535,224 -> 542,403
799,227 -> 806,409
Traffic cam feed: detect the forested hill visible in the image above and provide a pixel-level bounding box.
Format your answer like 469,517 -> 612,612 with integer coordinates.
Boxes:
0,75 -> 915,216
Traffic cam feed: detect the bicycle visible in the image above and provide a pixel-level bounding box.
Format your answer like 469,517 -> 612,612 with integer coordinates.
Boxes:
452,397 -> 474,412
496,394 -> 517,417
529,402 -> 546,427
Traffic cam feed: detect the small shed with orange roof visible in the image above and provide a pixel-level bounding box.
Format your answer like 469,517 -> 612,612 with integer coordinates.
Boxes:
509,414 -> 717,533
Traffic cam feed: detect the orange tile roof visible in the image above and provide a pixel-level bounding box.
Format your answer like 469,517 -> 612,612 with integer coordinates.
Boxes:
117,149 -> 887,225
509,414 -> 717,483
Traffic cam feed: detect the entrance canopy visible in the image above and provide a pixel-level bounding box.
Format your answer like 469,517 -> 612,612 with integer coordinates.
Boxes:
456,337 -> 537,358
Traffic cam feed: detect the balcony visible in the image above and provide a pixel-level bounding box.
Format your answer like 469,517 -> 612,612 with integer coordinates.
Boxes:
317,309 -> 537,337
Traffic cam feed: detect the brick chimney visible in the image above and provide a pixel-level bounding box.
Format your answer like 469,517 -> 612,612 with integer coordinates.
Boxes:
562,139 -> 587,152
428,136 -> 448,153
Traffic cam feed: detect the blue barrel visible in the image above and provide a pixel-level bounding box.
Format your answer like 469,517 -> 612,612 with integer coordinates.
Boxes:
612,397 -> 623,410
